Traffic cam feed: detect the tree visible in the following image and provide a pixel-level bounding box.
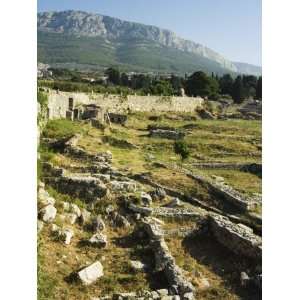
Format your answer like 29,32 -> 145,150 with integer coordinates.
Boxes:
170,75 -> 183,94
256,76 -> 262,100
185,71 -> 219,98
120,73 -> 129,86
242,75 -> 258,99
219,74 -> 234,95
232,76 -> 245,103
174,140 -> 190,161
105,67 -> 120,85
150,80 -> 174,96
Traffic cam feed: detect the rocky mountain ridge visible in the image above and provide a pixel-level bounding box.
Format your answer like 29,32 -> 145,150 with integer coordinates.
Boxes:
38,10 -> 261,75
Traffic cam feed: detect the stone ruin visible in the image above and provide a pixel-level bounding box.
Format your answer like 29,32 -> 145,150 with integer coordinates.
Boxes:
140,218 -> 196,299
149,129 -> 185,140
38,131 -> 262,299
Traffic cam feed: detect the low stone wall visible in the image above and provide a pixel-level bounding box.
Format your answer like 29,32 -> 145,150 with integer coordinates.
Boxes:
141,218 -> 195,298
207,214 -> 262,261
193,162 -> 262,177
46,90 -> 204,119
186,172 -> 259,212
128,202 -> 204,220
42,163 -> 108,203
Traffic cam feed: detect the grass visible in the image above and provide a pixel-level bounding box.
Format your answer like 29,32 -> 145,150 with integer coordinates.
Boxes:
38,111 -> 262,299
43,119 -> 88,140
195,169 -> 262,196
38,224 -> 154,300
165,234 -> 260,300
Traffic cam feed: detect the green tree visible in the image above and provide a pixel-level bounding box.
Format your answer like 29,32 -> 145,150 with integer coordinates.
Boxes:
105,67 -> 120,85
174,140 -> 190,161
150,80 -> 174,96
185,71 -> 219,98
170,74 -> 183,94
232,75 -> 245,103
256,76 -> 262,100
120,73 -> 129,86
243,75 -> 258,99
219,74 -> 234,95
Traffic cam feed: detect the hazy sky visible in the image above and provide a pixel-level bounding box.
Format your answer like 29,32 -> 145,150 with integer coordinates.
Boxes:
38,0 -> 261,66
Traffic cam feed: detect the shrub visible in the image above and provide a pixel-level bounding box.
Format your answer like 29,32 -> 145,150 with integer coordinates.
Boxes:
43,119 -> 84,139
174,140 -> 190,160
37,91 -> 48,108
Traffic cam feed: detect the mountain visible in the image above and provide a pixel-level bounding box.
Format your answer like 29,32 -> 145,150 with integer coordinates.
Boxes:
233,62 -> 262,77
37,10 -> 261,76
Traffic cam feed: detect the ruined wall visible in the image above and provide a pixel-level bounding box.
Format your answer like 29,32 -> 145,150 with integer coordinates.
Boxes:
46,90 -> 204,119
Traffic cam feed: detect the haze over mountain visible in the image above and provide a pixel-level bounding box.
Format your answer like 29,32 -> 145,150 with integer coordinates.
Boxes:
37,10 -> 261,76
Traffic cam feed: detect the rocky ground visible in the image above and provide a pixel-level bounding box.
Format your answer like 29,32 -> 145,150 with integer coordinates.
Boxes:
38,112 -> 262,300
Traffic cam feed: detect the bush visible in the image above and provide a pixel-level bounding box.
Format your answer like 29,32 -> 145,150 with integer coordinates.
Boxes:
37,91 -> 48,108
174,140 -> 190,160
42,119 -> 84,139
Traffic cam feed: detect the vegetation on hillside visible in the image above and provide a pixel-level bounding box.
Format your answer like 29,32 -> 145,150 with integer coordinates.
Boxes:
39,66 -> 262,103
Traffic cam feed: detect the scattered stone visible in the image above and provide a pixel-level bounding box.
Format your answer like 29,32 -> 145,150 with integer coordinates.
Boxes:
37,220 -> 44,233
240,272 -> 250,287
105,205 -> 115,215
165,198 -> 183,208
61,228 -> 74,245
110,181 -> 137,192
70,203 -> 81,217
62,202 -> 70,211
130,260 -> 146,272
38,189 -> 56,208
94,174 -> 111,183
211,175 -> 225,183
150,188 -> 167,201
78,261 -> 104,285
65,213 -> 78,225
39,204 -> 57,223
157,289 -> 169,297
51,224 -> 60,233
79,209 -> 91,225
89,233 -> 108,248
196,108 -> 215,120
151,291 -> 160,299
198,278 -> 210,289
112,212 -> 130,228
140,192 -> 153,206
38,181 -> 45,189
183,292 -> 194,300
91,215 -> 106,232
113,292 -> 136,300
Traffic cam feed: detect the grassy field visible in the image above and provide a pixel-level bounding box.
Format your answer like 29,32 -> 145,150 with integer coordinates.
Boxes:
38,112 -> 262,299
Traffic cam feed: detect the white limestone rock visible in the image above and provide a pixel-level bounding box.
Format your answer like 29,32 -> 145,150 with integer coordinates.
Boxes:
38,189 -> 56,208
65,213 -> 78,225
165,198 -> 183,208
37,220 -> 44,233
89,233 -> 107,248
39,204 -> 57,223
61,228 -> 74,245
78,261 -> 104,285
141,192 -> 152,206
130,260 -> 146,272
79,208 -> 91,225
70,203 -> 81,217
91,215 -> 106,232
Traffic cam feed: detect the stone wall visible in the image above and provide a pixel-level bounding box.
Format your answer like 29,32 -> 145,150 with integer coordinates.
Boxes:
46,90 -> 204,119
207,214 -> 262,261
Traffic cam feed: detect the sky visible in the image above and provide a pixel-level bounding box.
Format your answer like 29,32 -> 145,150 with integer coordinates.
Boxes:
38,0 -> 261,66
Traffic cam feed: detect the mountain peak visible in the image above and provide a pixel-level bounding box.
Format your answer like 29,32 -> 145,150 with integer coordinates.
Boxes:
37,10 -> 261,75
